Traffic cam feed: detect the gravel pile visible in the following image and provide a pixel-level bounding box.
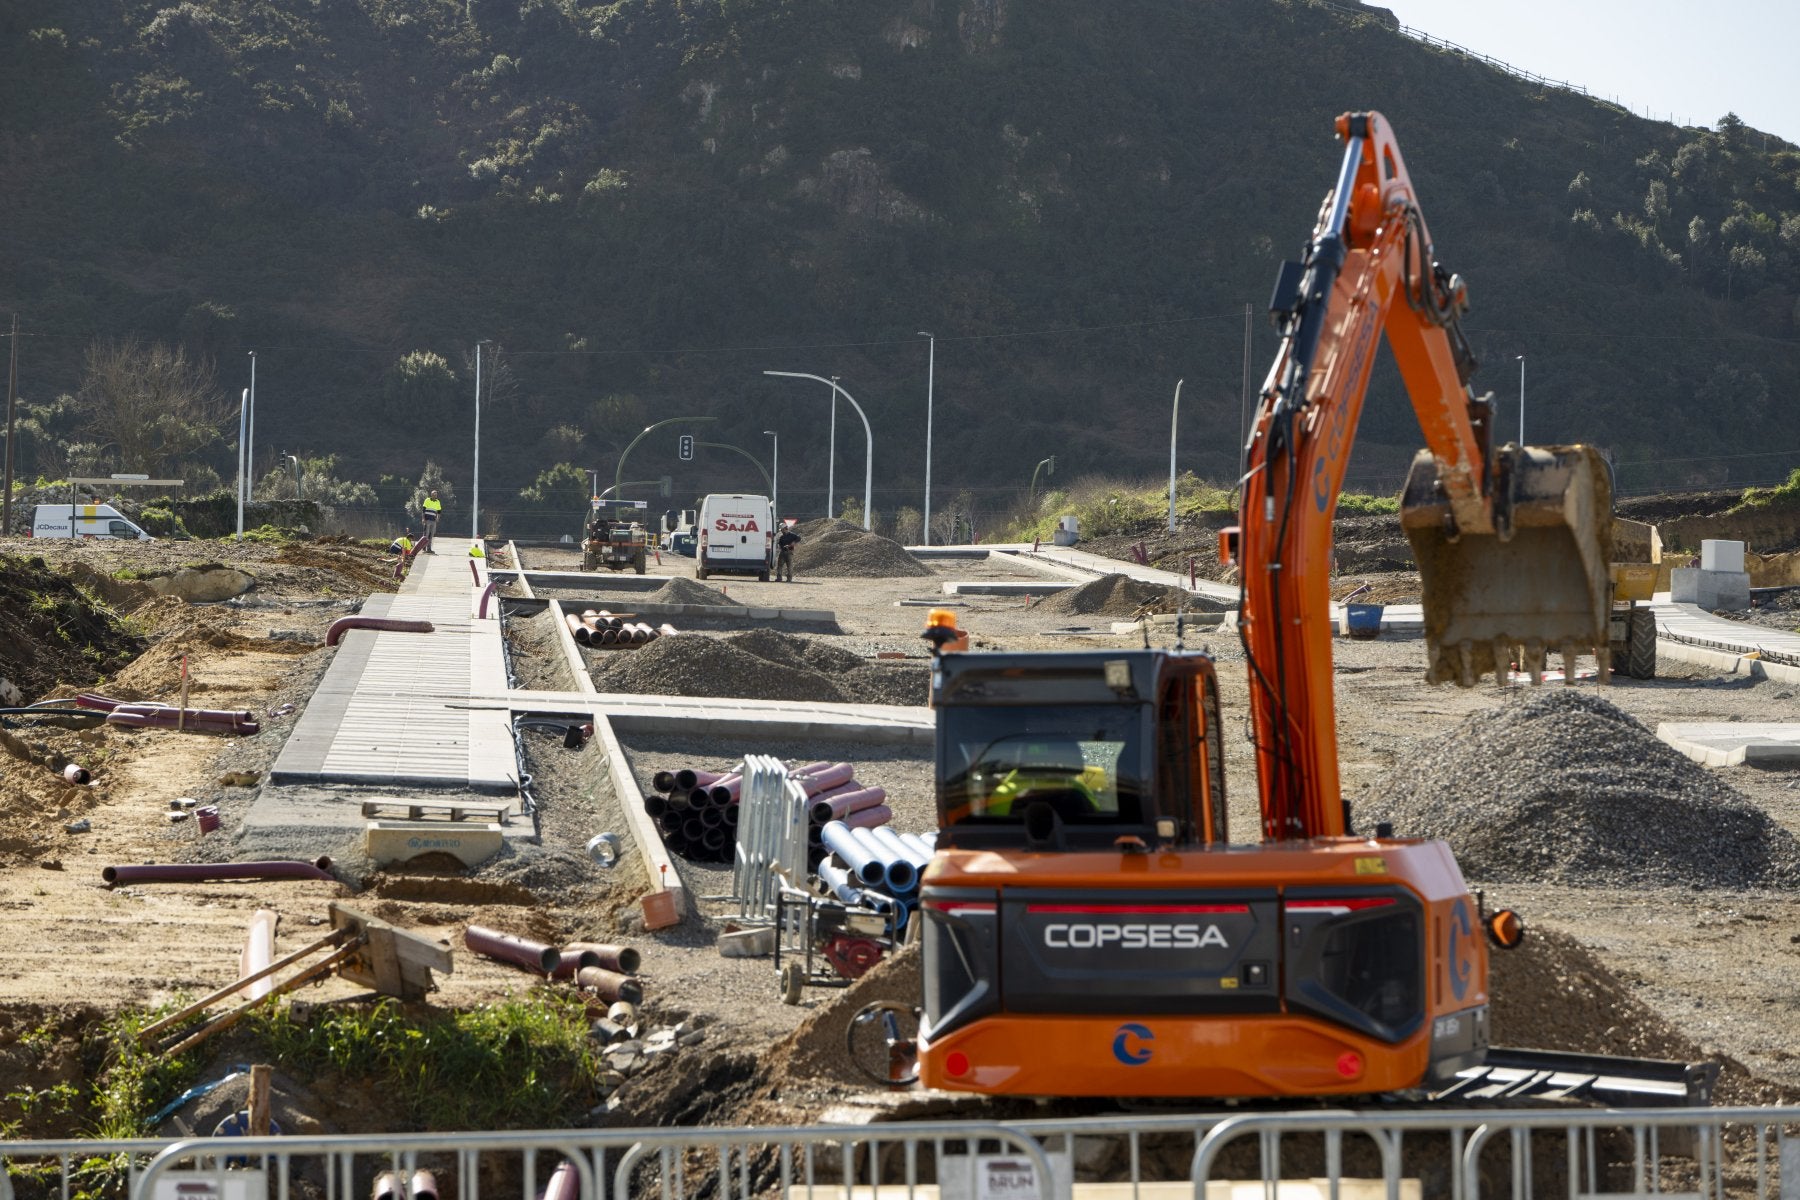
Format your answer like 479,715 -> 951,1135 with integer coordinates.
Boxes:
789,518 -> 931,578
648,577 -> 735,606
1032,572 -> 1225,617
593,630 -> 927,706
1360,690 -> 1800,889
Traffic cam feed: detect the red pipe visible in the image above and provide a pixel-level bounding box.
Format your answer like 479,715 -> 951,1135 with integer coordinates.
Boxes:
810,786 -> 888,825
796,763 -> 856,796
326,616 -> 435,646
809,780 -> 864,802
464,925 -> 561,975
477,581 -> 499,619
575,966 -> 644,1004
469,558 -> 480,584
675,768 -> 724,791
102,857 -> 335,886
540,1162 -> 578,1200
564,613 -> 592,645
839,804 -> 893,830
652,770 -> 678,792
789,760 -> 834,778
686,787 -> 713,810
707,773 -> 742,805
563,942 -> 641,973
105,704 -> 260,735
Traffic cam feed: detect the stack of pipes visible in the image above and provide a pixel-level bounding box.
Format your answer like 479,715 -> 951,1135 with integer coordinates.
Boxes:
817,821 -> 936,932
646,766 -> 743,864
564,609 -> 677,648
462,926 -> 646,1004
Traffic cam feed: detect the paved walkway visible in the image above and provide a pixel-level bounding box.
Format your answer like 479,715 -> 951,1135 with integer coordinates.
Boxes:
1650,599 -> 1800,685
267,541 -> 516,794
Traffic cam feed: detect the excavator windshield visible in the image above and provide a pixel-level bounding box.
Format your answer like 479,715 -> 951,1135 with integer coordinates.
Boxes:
938,707 -> 1147,834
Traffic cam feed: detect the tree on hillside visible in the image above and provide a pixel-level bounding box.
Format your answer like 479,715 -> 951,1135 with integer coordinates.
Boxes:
71,337 -> 226,476
383,351 -> 460,424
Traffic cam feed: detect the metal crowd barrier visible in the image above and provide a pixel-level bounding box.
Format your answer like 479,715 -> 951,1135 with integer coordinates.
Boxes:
4,1106 -> 1796,1200
730,755 -> 808,923
1191,1106 -> 1800,1200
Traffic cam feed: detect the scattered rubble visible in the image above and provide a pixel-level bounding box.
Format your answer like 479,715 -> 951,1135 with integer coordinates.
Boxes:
1360,690 -> 1800,889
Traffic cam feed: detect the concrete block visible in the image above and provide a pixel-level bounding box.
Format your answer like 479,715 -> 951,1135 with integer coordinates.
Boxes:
365,820 -> 503,867
1701,539 -> 1745,573
1669,568 -> 1751,611
717,925 -> 776,957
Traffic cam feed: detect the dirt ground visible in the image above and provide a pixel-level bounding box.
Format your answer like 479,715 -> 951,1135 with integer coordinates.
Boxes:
1,525 -> 1798,1141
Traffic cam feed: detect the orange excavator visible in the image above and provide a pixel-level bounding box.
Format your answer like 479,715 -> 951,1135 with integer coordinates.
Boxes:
913,112 -> 1616,1099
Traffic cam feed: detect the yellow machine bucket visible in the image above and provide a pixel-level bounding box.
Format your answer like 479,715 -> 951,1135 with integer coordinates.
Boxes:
1400,445 -> 1614,686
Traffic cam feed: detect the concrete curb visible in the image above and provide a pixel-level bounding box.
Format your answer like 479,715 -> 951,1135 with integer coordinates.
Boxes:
1655,636 -> 1800,686
1656,721 -> 1800,767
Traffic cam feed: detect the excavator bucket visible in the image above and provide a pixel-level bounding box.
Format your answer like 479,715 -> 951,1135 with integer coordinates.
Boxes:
1400,444 -> 1614,687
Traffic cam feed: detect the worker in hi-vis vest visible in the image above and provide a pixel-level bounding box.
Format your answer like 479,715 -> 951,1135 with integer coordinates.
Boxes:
420,489 -> 442,552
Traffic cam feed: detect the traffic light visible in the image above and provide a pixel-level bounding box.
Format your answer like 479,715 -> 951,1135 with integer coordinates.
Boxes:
677,434 -> 694,461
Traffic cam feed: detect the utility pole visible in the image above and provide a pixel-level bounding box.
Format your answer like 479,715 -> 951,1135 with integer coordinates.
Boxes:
1517,355 -> 1526,444
1168,379 -> 1183,534
2,314 -> 18,536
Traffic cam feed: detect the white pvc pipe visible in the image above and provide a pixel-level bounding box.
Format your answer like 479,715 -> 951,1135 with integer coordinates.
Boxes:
241,908 -> 277,1001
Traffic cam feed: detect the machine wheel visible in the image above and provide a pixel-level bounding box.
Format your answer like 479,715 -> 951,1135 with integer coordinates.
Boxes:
1621,606 -> 1657,679
758,570 -> 770,582
581,551 -> 598,572
633,551 -> 646,575
779,959 -> 806,1005
696,566 -> 709,580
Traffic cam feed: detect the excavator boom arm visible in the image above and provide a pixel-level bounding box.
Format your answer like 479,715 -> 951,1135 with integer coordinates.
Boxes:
1237,112 -> 1611,841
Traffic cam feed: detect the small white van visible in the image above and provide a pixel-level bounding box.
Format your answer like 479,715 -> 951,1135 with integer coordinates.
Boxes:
695,493 -> 773,580
31,503 -> 154,541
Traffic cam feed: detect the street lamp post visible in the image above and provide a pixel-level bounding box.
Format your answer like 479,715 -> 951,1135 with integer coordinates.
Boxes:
763,430 -> 779,516
473,340 -> 490,539
1030,456 -> 1055,507
918,332 -> 934,543
763,371 -> 873,530
827,376 -> 838,520
1168,378 -> 1184,534
286,454 -> 302,501
235,350 -> 255,539
1516,355 -> 1526,444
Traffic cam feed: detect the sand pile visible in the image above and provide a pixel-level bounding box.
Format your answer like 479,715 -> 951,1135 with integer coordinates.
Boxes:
649,577 -> 734,607
593,630 -> 927,706
1032,572 -> 1226,618
789,518 -> 931,578
1359,690 -> 1800,889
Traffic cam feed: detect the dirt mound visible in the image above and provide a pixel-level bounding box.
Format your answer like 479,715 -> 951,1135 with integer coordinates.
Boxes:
592,630 -> 927,706
649,577 -> 735,606
1032,572 -> 1223,618
272,540 -> 400,592
778,941 -> 922,1085
0,553 -> 146,700
1360,690 -> 1800,889
790,518 -> 931,578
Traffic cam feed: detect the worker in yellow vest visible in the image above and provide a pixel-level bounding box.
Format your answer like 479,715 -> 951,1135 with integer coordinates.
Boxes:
420,489 -> 442,552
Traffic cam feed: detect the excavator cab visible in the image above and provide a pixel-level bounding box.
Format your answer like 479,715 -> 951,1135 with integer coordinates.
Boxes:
1400,443 -> 1614,686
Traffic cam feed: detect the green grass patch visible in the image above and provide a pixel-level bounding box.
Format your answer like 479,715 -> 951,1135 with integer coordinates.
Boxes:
1731,467 -> 1800,511
1336,491 -> 1400,515
248,994 -> 599,1129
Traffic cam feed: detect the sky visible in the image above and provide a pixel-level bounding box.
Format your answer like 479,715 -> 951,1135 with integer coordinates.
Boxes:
1383,0 -> 1800,147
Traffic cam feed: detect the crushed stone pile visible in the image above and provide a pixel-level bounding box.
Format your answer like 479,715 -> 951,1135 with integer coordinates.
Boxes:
593,629 -> 926,706
1032,572 -> 1227,618
789,518 -> 931,578
648,577 -> 735,607
1360,690 -> 1800,889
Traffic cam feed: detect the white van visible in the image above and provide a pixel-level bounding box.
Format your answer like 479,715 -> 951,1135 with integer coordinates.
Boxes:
695,493 -> 773,580
31,503 -> 154,541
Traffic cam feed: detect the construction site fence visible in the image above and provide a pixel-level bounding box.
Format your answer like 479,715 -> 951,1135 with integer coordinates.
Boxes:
4,1105 -> 1800,1200
730,755 -> 808,924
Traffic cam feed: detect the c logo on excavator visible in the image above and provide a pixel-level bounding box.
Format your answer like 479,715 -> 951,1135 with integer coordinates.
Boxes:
1448,898 -> 1474,1002
1112,1023 -> 1154,1066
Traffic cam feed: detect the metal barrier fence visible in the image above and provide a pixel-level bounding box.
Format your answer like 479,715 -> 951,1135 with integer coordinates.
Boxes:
730,755 -> 808,923
1192,1106 -> 1800,1199
5,1106 -> 1798,1200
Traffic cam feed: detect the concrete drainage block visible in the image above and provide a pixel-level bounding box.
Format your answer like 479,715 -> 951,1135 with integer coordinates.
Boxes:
365,820 -> 503,867
717,925 -> 776,958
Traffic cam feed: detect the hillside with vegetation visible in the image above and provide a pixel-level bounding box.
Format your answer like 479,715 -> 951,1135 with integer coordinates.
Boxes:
2,0 -> 1797,534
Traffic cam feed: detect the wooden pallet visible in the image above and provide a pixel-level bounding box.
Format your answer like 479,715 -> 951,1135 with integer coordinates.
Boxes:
359,799 -> 510,823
